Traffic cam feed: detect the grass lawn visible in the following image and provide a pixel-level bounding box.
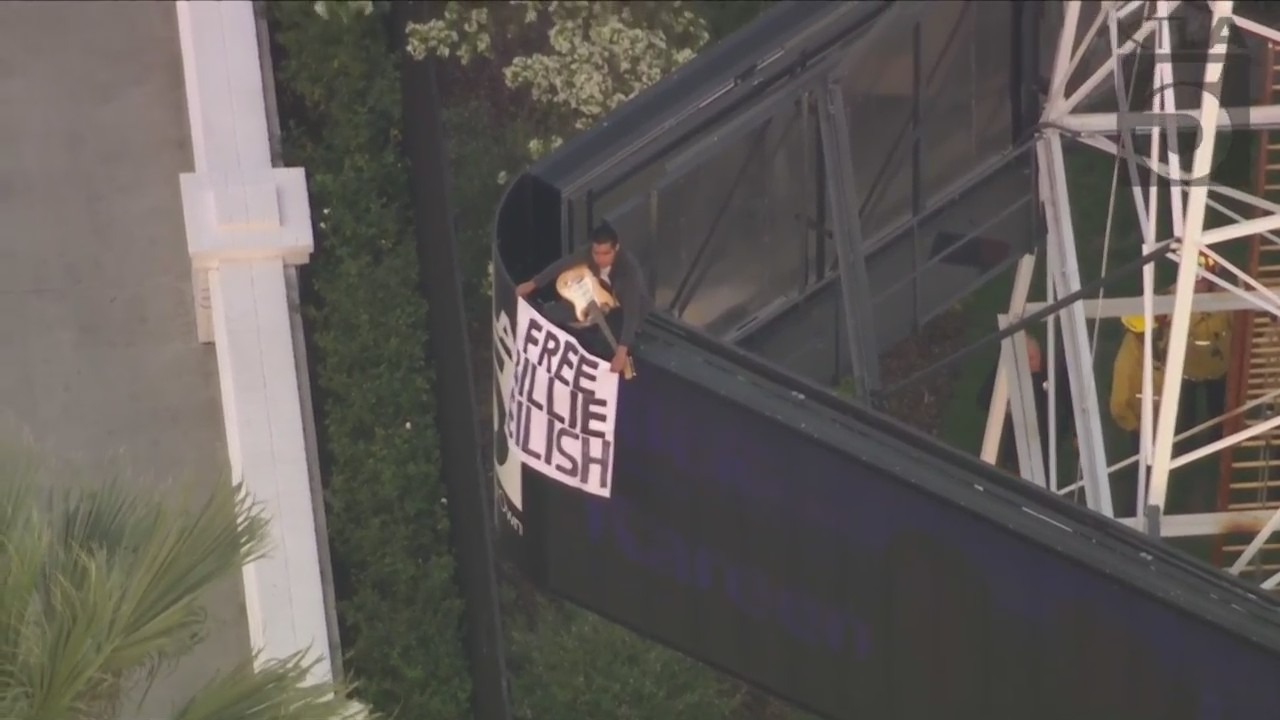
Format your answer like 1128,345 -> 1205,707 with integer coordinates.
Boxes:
936,131 -> 1258,560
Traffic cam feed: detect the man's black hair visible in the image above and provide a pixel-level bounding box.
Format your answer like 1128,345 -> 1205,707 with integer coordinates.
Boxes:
590,223 -> 620,247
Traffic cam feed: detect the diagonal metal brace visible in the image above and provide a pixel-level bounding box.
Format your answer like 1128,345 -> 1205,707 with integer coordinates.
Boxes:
818,83 -> 881,396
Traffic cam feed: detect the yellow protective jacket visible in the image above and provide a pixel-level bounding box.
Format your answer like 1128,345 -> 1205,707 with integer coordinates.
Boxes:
1110,331 -> 1166,433
1178,311 -> 1232,381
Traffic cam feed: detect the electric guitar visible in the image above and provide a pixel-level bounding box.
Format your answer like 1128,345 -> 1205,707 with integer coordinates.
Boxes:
555,264 -> 636,380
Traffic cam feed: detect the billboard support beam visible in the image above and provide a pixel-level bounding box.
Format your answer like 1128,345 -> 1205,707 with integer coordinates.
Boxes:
394,4 -> 514,719
1039,131 -> 1115,517
998,313 -> 1050,489
981,254 -> 1039,466
819,83 -> 881,396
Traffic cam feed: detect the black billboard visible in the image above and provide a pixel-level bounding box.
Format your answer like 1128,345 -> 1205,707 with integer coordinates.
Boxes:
492,241 -> 1280,720
486,1 -> 1280,713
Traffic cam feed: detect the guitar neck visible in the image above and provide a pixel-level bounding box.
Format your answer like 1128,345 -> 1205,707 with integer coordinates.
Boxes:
587,304 -> 620,350
586,303 -> 636,379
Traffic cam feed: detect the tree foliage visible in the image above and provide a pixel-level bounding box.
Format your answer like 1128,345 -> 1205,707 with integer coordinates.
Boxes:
0,443 -> 372,720
402,0 -> 710,159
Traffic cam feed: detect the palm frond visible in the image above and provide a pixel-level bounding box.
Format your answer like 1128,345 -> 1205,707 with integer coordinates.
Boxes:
0,443 -> 279,718
172,650 -> 379,720
95,479 -> 269,682
19,545 -> 125,720
0,476 -> 47,720
57,472 -> 160,568
0,441 -> 42,538
2,441 -> 360,720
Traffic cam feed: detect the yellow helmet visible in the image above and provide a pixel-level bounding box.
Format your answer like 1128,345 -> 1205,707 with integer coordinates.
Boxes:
1122,315 -> 1146,333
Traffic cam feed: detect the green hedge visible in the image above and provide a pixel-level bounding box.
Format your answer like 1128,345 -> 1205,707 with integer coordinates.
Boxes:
507,599 -> 742,720
270,5 -> 471,718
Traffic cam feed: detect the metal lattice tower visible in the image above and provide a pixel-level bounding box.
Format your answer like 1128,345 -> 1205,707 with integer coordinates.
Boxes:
987,0 -> 1280,585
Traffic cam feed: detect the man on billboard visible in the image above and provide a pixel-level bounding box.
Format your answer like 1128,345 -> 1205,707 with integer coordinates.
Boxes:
516,223 -> 654,375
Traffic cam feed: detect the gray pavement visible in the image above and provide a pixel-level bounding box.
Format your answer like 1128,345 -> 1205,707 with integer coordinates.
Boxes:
0,1 -> 250,716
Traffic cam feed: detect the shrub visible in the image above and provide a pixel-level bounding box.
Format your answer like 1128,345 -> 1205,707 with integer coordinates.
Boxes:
507,600 -> 741,720
269,5 -> 471,718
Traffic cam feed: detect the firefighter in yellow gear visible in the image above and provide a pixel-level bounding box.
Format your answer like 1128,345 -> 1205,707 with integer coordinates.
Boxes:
1110,314 -> 1166,437
1171,256 -> 1232,447
1110,314 -> 1166,517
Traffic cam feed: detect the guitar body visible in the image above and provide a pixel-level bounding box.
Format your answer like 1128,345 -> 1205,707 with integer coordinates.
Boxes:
555,265 -> 619,323
555,264 -> 636,380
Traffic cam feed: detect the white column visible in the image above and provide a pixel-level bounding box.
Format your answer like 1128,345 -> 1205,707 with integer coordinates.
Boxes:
982,254 -> 1038,464
1044,0 -> 1082,115
1039,132 -> 1115,516
1146,0 -> 1235,519
175,0 -> 333,685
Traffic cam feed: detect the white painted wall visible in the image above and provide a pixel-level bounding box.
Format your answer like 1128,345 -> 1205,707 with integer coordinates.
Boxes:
174,0 -> 334,686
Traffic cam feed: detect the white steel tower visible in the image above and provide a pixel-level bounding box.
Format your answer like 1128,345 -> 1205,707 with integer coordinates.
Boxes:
988,1 -> 1280,585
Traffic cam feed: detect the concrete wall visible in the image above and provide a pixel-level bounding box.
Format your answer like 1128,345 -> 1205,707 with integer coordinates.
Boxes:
174,0 -> 334,686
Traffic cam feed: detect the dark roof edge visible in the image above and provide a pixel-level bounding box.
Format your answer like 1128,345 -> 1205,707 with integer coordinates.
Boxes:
532,1 -> 885,188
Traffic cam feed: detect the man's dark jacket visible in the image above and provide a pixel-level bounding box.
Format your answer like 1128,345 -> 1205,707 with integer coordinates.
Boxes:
533,245 -> 654,347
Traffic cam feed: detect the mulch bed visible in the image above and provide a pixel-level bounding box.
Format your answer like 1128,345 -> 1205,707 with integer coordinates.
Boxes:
876,306 -> 969,435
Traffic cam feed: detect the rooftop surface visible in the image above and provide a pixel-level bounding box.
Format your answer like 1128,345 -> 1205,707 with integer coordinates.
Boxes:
0,1 -> 250,715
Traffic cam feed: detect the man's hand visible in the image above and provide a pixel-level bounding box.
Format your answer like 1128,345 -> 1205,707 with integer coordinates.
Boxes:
610,345 -> 630,375
516,281 -> 537,298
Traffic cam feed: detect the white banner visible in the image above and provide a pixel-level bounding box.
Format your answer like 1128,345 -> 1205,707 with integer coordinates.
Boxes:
504,296 -> 619,497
